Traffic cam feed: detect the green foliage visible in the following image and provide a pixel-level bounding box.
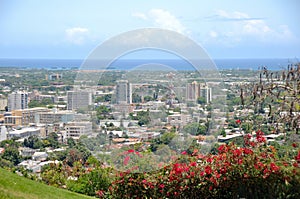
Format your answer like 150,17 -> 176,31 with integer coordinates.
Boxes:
197,96 -> 206,105
110,141 -> 300,199
130,110 -> 150,126
182,122 -> 207,135
47,132 -> 60,148
0,168 -> 93,199
95,94 -> 112,103
96,105 -> 111,120
143,95 -> 154,102
173,107 -> 181,113
24,135 -> 44,149
1,147 -> 21,166
67,167 -> 111,196
28,98 -> 54,108
132,93 -> 142,103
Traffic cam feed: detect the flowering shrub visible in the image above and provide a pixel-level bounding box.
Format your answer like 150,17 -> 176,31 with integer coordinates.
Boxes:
108,130 -> 300,198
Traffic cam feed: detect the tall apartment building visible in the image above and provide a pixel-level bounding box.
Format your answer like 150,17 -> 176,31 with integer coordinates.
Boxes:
186,81 -> 212,103
67,91 -> 92,110
199,85 -> 212,104
186,81 -> 200,102
116,80 -> 132,104
8,91 -> 28,111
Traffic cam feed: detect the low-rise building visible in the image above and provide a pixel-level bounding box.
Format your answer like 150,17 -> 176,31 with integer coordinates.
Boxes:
37,110 -> 74,124
8,127 -> 41,139
65,121 -> 92,140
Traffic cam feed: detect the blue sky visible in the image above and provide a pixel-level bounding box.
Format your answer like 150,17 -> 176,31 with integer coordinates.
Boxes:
0,0 -> 299,59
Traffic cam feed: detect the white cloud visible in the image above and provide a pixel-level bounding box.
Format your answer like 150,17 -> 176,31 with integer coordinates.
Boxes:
132,9 -> 187,34
132,12 -> 147,20
65,27 -> 89,45
205,10 -> 297,45
209,30 -> 218,38
148,9 -> 186,34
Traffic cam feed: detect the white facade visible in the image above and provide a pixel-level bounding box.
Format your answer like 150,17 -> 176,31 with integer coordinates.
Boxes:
8,91 -> 28,111
65,121 -> 92,140
0,126 -> 7,142
186,82 -> 212,103
67,91 -> 92,110
0,97 -> 7,111
116,80 -> 132,104
8,127 -> 41,139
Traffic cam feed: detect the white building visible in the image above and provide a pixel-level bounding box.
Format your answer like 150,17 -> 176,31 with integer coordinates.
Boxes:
0,126 -> 7,142
8,91 -> 28,111
65,121 -> 92,140
186,82 -> 212,103
8,127 -> 41,139
116,80 -> 132,104
37,110 -> 74,124
67,91 -> 92,110
0,97 -> 7,111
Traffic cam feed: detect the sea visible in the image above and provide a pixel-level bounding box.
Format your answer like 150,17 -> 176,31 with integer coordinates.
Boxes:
0,58 -> 297,71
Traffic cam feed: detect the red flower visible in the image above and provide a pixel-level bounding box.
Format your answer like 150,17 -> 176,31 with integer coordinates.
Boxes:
243,148 -> 253,155
190,162 -> 197,167
292,143 -> 298,148
210,176 -> 217,185
181,151 -> 187,155
205,166 -> 212,175
218,144 -> 228,153
295,150 -> 300,163
236,119 -> 241,124
200,171 -> 205,176
237,159 -> 243,165
270,162 -> 279,172
123,156 -> 130,166
159,184 -> 165,189
127,149 -> 135,153
233,148 -> 242,157
190,171 -> 195,177
96,190 -> 104,198
220,167 -> 227,174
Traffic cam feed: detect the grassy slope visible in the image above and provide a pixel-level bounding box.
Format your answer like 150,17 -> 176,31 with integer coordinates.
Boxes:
0,168 -> 93,199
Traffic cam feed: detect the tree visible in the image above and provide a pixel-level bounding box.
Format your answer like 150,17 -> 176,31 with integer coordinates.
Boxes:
143,95 -> 154,102
96,105 -> 111,120
183,122 -> 207,135
67,138 -> 76,148
47,132 -> 60,148
1,147 -> 21,165
173,107 -> 181,113
132,93 -> 142,103
197,97 -> 206,105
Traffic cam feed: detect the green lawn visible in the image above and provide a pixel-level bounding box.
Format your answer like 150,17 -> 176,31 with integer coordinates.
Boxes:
0,168 -> 94,199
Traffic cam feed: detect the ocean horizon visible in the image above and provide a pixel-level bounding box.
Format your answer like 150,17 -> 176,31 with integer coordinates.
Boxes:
0,58 -> 297,71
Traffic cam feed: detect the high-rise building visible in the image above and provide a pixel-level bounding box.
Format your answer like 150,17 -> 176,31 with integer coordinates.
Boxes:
186,81 -> 200,102
116,80 -> 132,104
186,82 -> 212,103
67,91 -> 92,110
199,85 -> 212,103
8,91 -> 28,111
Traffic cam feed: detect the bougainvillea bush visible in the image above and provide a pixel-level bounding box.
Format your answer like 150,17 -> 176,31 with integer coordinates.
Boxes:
108,130 -> 300,199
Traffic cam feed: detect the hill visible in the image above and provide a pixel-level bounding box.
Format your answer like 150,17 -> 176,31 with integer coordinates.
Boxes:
0,168 -> 93,199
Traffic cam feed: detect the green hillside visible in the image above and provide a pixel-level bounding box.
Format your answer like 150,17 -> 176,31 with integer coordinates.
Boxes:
0,168 -> 93,199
